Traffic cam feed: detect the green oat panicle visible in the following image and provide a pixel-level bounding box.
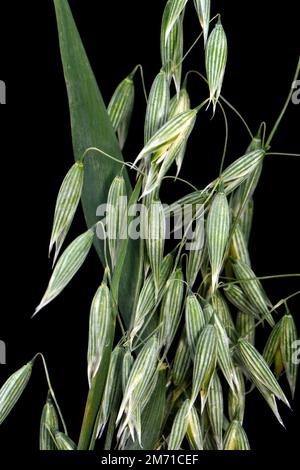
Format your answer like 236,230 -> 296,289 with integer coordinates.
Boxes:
49,161 -> 84,263
107,72 -> 135,149
40,393 -> 59,450
194,0 -> 211,46
6,0 -> 298,452
0,361 -> 33,425
205,17 -> 227,114
206,191 -> 230,293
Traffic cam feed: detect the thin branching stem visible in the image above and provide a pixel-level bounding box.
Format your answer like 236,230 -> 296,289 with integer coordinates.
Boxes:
265,56 -> 300,148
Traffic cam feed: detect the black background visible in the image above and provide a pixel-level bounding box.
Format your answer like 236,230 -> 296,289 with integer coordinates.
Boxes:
0,0 -> 299,463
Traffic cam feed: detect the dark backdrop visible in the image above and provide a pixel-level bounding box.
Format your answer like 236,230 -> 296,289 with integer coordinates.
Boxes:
0,0 -> 299,462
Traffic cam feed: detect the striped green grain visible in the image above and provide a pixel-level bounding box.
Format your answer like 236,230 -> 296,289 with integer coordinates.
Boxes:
223,420 -> 250,450
187,404 -> 203,450
238,338 -> 290,408
206,191 -> 230,292
228,367 -> 245,424
0,361 -> 33,425
40,394 -> 59,450
168,398 -> 190,450
49,162 -> 84,261
107,176 -> 127,269
191,325 -> 218,410
207,371 -> 223,449
281,314 -> 298,397
194,0 -> 211,45
172,331 -> 192,386
144,71 -> 170,144
107,73 -> 135,149
232,259 -> 274,327
205,18 -> 227,113
159,268 -> 184,351
35,229 -> 94,315
145,199 -> 166,298
236,311 -> 255,345
87,282 -> 111,388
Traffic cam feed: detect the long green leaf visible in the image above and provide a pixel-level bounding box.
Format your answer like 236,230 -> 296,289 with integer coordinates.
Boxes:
53,0 -> 139,326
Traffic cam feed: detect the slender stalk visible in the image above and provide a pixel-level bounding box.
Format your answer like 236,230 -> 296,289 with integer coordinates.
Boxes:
34,353 -> 68,435
217,100 -> 229,176
184,70 -> 254,139
77,316 -> 116,450
266,152 -> 300,158
265,57 -> 300,148
130,64 -> 148,104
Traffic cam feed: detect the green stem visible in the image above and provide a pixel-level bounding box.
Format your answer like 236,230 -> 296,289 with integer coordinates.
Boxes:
130,64 -> 148,104
162,175 -> 200,192
81,146 -> 146,176
184,70 -> 254,139
217,100 -> 229,176
78,179 -> 142,450
266,152 -> 300,158
243,289 -> 300,336
221,273 -> 300,285
77,316 -> 116,450
269,290 -> 300,314
35,353 -> 68,436
265,56 -> 300,148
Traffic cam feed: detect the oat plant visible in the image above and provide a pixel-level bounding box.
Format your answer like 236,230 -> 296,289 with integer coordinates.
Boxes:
1,0 -> 299,451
